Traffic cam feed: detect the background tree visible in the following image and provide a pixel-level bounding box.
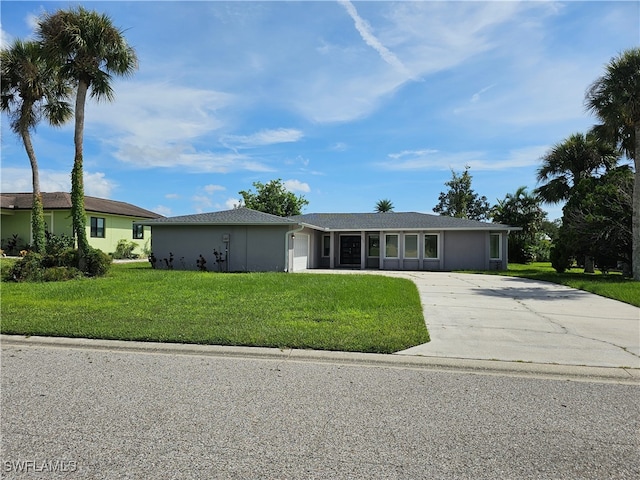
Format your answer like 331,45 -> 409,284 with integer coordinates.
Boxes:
491,187 -> 547,263
585,47 -> 640,280
375,199 -> 394,213
37,7 -> 137,269
239,179 -> 309,217
1,39 -> 72,253
535,131 -> 619,204
433,166 -> 489,220
554,167 -> 633,274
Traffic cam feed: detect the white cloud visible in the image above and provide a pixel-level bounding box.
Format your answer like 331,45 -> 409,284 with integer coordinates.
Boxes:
220,128 -> 304,149
153,205 -> 172,217
204,184 -> 226,194
165,193 -> 180,199
283,179 -> 310,193
1,168 -> 115,198
0,25 -> 13,48
192,195 -> 213,213
224,197 -> 242,210
380,146 -> 548,172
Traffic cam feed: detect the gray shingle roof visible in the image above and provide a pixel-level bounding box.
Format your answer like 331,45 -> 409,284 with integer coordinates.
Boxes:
144,207 -> 298,225
291,212 -> 516,231
0,192 -> 162,219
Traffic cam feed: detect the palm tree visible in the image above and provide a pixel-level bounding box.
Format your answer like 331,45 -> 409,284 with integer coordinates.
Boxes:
535,131 -> 619,204
37,6 -> 138,269
1,39 -> 72,253
375,199 -> 394,213
585,47 -> 640,280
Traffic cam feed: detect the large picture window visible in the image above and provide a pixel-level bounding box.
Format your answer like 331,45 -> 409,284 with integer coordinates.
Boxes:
404,234 -> 418,258
424,234 -> 439,259
385,234 -> 399,258
490,233 -> 501,260
90,217 -> 105,238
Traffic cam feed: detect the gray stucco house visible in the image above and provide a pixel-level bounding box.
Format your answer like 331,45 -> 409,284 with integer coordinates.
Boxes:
143,207 -> 518,272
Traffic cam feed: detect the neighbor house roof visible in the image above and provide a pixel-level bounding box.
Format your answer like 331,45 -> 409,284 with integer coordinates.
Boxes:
142,207 -> 298,226
291,212 -> 517,231
0,192 -> 162,219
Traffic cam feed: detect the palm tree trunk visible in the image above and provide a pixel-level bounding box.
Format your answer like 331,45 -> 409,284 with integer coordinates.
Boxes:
21,128 -> 46,254
633,123 -> 640,280
73,79 -> 90,271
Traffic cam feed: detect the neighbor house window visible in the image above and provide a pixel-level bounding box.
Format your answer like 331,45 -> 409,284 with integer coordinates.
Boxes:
368,234 -> 380,257
424,234 -> 439,259
404,234 -> 418,258
322,235 -> 331,257
90,217 -> 105,238
490,233 -> 501,260
385,234 -> 399,258
133,224 -> 144,240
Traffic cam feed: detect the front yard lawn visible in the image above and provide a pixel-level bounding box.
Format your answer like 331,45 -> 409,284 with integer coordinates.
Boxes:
1,262 -> 429,353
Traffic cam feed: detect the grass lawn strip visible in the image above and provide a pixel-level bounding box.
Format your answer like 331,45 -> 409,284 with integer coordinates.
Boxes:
1,262 -> 429,353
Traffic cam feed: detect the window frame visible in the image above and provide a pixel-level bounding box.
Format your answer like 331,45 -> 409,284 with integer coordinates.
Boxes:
322,234 -> 331,258
490,233 -> 502,260
90,217 -> 105,238
384,234 -> 399,258
404,234 -> 418,259
424,233 -> 440,260
133,224 -> 144,240
367,234 -> 380,257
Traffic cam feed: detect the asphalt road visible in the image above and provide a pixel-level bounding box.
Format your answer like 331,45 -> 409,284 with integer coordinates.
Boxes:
1,342 -> 638,479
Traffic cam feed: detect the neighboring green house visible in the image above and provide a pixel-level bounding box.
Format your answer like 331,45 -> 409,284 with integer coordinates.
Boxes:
1,192 -> 162,256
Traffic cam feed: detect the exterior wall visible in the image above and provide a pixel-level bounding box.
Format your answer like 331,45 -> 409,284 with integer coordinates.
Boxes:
1,209 -> 151,256
151,224 -> 291,272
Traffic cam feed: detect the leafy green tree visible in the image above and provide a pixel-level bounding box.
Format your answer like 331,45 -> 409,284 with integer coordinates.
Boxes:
37,7 -> 138,270
375,199 -> 394,213
535,131 -> 619,204
433,166 -> 489,220
491,187 -> 547,263
239,179 -> 309,216
557,167 -> 633,273
585,47 -> 640,280
1,39 -> 72,254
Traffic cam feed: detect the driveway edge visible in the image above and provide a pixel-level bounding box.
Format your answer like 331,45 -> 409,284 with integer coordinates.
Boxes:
2,334 -> 638,385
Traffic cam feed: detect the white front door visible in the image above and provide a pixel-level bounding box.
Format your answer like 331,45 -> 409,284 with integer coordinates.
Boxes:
293,233 -> 309,271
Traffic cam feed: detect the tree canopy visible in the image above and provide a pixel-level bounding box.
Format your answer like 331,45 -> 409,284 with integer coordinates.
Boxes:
375,199 -> 394,213
433,166 -> 489,221
239,179 -> 309,217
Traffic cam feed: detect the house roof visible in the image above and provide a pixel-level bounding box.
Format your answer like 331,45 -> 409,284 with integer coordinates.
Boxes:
143,207 -> 298,226
291,212 -> 517,231
0,192 -> 162,219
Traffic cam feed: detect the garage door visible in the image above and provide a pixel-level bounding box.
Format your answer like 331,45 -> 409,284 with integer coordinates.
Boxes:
293,233 -> 309,271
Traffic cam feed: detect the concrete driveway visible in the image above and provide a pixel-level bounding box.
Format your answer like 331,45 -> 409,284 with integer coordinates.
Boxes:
307,270 -> 640,369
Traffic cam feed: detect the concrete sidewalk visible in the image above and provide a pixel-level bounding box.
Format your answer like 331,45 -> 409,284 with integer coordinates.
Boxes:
306,270 -> 640,369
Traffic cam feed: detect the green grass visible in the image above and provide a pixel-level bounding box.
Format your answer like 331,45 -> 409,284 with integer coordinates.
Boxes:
462,262 -> 640,307
0,261 -> 429,353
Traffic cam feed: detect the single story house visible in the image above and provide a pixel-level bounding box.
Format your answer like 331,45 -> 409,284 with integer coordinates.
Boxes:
142,207 -> 519,272
1,192 -> 163,256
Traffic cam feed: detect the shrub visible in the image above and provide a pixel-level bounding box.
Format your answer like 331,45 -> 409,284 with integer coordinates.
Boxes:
111,239 -> 139,259
84,247 -> 112,277
550,244 -> 572,273
42,266 -> 83,282
9,252 -> 44,282
45,232 -> 75,256
42,248 -> 77,268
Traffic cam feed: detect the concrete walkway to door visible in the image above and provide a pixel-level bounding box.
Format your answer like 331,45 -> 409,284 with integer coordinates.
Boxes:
304,270 -> 640,368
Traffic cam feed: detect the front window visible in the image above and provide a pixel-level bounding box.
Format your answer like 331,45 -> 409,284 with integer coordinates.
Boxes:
490,233 -> 501,260
424,234 -> 439,259
385,234 -> 399,258
322,235 -> 330,257
90,217 -> 105,238
133,224 -> 144,240
404,234 -> 418,258
368,234 -> 380,257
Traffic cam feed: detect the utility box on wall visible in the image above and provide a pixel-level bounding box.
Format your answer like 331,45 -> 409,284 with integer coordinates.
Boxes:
222,233 -> 230,242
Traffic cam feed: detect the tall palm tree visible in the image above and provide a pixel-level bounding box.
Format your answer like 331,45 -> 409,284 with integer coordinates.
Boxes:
535,131 -> 619,204
375,199 -> 394,213
37,6 -> 138,269
1,39 -> 72,253
585,47 -> 640,280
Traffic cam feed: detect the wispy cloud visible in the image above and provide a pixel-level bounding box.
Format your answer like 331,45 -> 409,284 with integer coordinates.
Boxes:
220,128 -> 304,149
1,167 -> 115,198
338,0 -> 412,79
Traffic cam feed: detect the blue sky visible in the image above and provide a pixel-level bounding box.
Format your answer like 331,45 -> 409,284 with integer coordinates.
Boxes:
1,1 -> 638,220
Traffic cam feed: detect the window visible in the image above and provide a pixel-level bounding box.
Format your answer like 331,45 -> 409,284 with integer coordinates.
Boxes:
322,235 -> 331,257
368,234 -> 380,257
90,217 -> 105,238
490,233 -> 501,260
404,234 -> 418,258
385,234 -> 399,258
133,224 -> 144,240
424,234 -> 439,259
